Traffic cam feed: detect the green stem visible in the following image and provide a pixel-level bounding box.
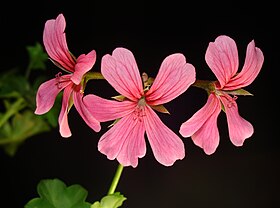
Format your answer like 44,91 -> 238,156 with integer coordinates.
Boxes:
107,164 -> 124,195
25,62 -> 33,79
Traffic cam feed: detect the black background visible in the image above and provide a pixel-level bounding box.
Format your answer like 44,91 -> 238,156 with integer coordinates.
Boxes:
1,1 -> 278,208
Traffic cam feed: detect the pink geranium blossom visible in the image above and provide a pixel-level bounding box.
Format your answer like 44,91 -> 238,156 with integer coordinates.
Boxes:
84,47 -> 196,167
179,35 -> 264,154
35,13 -> 101,137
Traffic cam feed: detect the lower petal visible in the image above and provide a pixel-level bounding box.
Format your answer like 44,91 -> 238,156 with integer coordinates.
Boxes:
144,106 -> 185,166
179,93 -> 220,138
220,95 -> 254,146
191,105 -> 221,155
83,94 -> 136,122
73,89 -> 101,132
58,85 -> 73,138
98,113 -> 146,168
35,77 -> 70,114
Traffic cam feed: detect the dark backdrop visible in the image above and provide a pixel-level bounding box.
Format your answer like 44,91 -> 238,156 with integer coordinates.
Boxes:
1,1 -> 278,208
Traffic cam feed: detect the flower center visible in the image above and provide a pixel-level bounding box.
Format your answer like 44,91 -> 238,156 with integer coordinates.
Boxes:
133,97 -> 146,121
220,93 -> 238,108
226,95 -> 238,108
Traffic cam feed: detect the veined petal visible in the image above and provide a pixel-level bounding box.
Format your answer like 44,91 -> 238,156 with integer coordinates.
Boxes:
71,50 -> 97,85
144,106 -> 185,166
83,94 -> 136,122
35,76 -> 71,115
98,113 -> 146,168
191,103 -> 221,155
179,93 -> 221,138
220,95 -> 254,146
58,84 -> 73,138
205,35 -> 239,88
146,53 -> 196,105
223,40 -> 264,90
101,48 -> 143,101
43,13 -> 75,72
72,87 -> 101,132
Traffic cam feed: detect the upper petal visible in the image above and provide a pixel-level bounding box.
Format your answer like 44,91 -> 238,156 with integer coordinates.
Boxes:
146,53 -> 196,105
223,40 -> 264,90
220,95 -> 254,146
101,48 -> 143,101
144,106 -> 185,166
83,94 -> 136,122
73,87 -> 101,132
98,113 -> 146,168
205,35 -> 239,88
35,76 -> 71,115
71,50 -> 97,85
179,93 -> 221,138
43,13 -> 75,72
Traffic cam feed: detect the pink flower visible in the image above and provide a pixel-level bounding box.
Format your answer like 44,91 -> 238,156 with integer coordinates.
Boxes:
179,35 -> 264,154
34,13 -> 101,137
84,48 -> 195,167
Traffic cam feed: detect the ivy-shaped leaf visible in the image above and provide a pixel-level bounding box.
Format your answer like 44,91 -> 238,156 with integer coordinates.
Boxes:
24,178 -> 91,208
91,192 -> 126,208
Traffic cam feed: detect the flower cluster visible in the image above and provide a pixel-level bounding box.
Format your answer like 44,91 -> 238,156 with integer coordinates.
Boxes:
35,13 -> 264,168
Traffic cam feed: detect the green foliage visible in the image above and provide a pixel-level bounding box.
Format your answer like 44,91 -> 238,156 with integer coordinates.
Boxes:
24,178 -> 92,208
26,42 -> 48,71
0,110 -> 50,156
0,43 -> 60,156
91,193 -> 126,208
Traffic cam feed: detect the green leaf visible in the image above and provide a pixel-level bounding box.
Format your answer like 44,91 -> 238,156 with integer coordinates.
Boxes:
25,178 -> 91,208
91,192 -> 126,208
26,42 -> 48,71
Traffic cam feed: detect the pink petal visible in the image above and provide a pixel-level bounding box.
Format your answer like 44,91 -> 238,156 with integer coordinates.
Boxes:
146,53 -> 196,105
223,40 -> 264,90
35,76 -> 71,114
144,106 -> 185,166
43,13 -> 75,72
205,35 -> 239,88
58,84 -> 73,138
71,50 -> 97,85
83,94 -> 136,122
220,95 -> 254,146
72,87 -> 101,132
179,93 -> 221,138
101,48 -> 143,101
98,113 -> 146,168
191,104 -> 220,155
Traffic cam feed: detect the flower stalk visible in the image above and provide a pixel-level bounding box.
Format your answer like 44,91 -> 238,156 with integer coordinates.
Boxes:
107,164 -> 124,195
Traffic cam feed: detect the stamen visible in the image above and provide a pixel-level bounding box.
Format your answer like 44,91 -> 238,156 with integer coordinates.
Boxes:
55,72 -> 63,89
133,97 -> 146,121
55,72 -> 70,89
225,95 -> 238,108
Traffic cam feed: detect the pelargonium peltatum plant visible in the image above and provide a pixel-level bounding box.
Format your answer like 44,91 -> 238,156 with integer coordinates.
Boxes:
25,13 -> 264,208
